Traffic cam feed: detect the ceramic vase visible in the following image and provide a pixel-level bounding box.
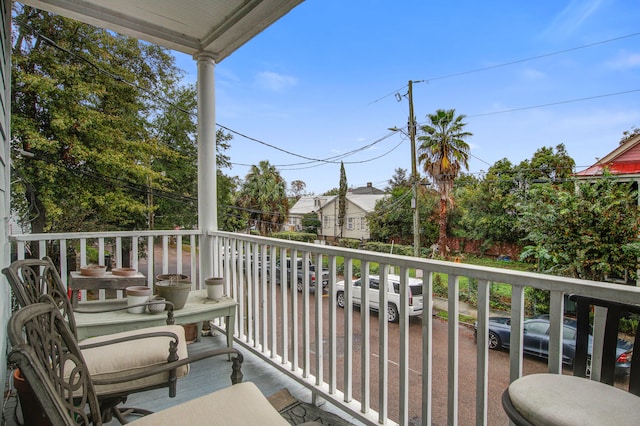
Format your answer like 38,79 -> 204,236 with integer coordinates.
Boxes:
126,286 -> 152,313
205,277 -> 224,300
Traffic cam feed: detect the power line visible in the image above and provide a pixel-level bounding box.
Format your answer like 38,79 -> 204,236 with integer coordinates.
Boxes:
370,31 -> 640,104
424,32 -> 640,83
467,88 -> 640,118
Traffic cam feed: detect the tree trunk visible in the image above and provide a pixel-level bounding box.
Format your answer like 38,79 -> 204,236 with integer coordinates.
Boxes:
438,197 -> 448,257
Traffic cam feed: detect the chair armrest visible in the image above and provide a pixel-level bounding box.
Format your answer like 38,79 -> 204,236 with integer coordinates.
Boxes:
91,347 -> 245,396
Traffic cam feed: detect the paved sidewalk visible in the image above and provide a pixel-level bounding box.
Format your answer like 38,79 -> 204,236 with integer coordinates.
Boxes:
432,296 -> 509,325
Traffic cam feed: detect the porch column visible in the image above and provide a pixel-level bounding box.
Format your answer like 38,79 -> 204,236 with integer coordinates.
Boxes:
196,53 -> 217,283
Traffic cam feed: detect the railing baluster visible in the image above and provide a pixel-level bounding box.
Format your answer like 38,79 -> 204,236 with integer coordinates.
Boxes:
280,246 -> 289,365
548,290 -> 565,374
98,238 -> 105,266
231,239 -> 240,337
246,242 -> 254,344
510,284 -> 526,382
190,235 -> 197,286
360,260 -> 370,414
115,237 -> 122,268
17,241 -> 25,260
314,252 -> 323,386
399,267 -> 410,425
447,274 -> 460,425
131,236 -> 139,272
475,279 -> 490,426
162,235 -> 169,275
98,238 -> 106,301
328,253 -> 337,394
260,244 -> 268,352
343,256 -> 353,403
59,239 -> 68,293
291,248 -> 299,373
269,245 -> 277,359
80,238 -> 87,302
176,235 -> 183,277
378,264 -> 389,424
146,236 -> 154,287
237,241 -> 246,342
423,270 -> 434,425
302,251 -> 310,378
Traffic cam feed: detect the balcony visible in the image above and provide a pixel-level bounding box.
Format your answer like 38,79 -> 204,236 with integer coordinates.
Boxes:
8,229 -> 640,425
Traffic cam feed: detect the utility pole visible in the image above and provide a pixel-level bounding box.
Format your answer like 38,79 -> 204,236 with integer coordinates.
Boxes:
408,80 -> 420,257
389,80 -> 421,257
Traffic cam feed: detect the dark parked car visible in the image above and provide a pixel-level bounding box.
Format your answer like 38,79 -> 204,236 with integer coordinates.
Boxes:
474,316 -> 633,376
271,258 -> 329,293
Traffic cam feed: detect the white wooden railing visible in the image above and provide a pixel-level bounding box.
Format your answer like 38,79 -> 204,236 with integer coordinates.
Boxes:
10,230 -> 640,425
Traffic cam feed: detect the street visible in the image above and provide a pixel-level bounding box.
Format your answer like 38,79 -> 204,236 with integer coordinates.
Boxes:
262,289 -> 631,425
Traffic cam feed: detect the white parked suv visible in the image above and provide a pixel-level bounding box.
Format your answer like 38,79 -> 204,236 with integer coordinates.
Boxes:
335,274 -> 424,322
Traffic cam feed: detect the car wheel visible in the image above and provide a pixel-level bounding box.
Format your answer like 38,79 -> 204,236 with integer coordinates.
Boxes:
337,291 -> 345,308
296,280 -> 303,292
488,331 -> 501,350
387,303 -> 399,323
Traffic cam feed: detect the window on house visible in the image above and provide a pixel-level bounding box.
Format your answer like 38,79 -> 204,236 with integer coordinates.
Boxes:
347,217 -> 354,230
323,216 -> 330,228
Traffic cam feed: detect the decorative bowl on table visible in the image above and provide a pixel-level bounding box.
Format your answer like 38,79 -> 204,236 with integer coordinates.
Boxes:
79,264 -> 106,277
147,296 -> 167,314
112,267 -> 137,277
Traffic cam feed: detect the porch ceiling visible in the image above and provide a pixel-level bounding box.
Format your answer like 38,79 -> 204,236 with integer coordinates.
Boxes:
19,0 -> 304,61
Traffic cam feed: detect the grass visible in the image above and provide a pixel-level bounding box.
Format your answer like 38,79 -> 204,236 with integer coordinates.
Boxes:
434,310 -> 476,325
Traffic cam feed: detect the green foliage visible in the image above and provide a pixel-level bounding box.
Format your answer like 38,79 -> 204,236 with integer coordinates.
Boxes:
338,238 -> 362,249
517,173 -> 640,281
338,162 -> 347,235
301,212 -> 321,234
238,160 -> 288,235
10,6 -> 239,234
417,108 -> 472,255
620,315 -> 639,335
386,168 -> 410,190
217,171 -> 245,232
367,185 -> 438,247
453,163 -> 522,244
11,7 -> 185,233
451,145 -> 575,249
289,180 -> 307,198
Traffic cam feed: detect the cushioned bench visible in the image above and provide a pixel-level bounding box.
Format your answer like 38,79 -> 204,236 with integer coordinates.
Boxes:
131,381 -> 289,425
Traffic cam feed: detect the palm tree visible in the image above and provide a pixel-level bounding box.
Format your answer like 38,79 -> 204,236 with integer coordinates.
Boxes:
417,108 -> 472,256
238,160 -> 289,235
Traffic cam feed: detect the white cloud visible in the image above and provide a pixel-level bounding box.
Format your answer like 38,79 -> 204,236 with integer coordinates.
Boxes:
254,71 -> 298,92
521,68 -> 546,81
605,51 -> 640,70
542,0 -> 604,39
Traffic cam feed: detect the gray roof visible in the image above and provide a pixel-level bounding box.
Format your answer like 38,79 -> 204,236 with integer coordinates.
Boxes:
350,185 -> 385,195
347,194 -> 386,212
289,196 -> 317,216
319,194 -> 386,214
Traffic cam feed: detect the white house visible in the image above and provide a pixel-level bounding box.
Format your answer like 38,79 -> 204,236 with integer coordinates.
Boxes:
285,195 -> 333,232
317,184 -> 386,241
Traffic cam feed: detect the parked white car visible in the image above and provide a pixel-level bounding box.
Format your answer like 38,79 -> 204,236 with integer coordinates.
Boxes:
335,274 -> 424,322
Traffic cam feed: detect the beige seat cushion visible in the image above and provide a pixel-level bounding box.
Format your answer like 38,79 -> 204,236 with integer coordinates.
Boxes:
131,381 -> 289,425
508,373 -> 640,426
79,325 -> 189,396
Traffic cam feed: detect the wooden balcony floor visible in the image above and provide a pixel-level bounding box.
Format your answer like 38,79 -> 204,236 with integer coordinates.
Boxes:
3,328 -> 364,425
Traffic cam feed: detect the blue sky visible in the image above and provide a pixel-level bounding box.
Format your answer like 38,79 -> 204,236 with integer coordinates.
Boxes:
176,0 -> 640,195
